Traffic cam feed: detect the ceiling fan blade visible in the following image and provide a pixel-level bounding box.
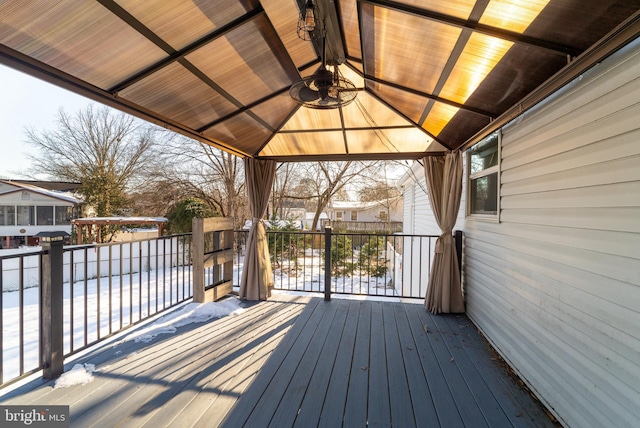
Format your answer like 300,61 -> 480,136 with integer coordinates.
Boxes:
299,86 -> 320,102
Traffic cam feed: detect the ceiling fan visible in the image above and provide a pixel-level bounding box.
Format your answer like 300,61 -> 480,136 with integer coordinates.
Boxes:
289,64 -> 357,109
289,7 -> 357,110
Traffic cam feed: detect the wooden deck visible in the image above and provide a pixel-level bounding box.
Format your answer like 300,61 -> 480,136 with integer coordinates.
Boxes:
1,294 -> 555,427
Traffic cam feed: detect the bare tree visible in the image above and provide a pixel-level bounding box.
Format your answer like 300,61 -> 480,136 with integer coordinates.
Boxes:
149,137 -> 248,229
271,162 -> 304,220
25,105 -> 157,217
292,161 -> 380,230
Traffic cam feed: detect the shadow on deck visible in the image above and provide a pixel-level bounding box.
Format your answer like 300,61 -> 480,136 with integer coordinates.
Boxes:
0,294 -> 556,427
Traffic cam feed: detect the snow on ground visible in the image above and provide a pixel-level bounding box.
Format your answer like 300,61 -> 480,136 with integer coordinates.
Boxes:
54,363 -> 96,389
122,297 -> 244,343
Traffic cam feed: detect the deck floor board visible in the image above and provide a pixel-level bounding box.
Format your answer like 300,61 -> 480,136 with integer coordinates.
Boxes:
1,295 -> 555,427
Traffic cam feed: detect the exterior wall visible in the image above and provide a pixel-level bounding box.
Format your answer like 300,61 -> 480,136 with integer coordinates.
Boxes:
399,160 -> 466,236
465,39 -> 640,427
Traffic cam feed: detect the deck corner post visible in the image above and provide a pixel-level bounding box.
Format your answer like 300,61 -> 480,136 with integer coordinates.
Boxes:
324,226 -> 332,301
37,231 -> 67,380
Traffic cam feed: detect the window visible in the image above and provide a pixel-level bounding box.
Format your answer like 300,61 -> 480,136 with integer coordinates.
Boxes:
350,211 -> 358,221
17,206 -> 34,226
37,206 -> 54,225
0,205 -> 15,225
336,211 -> 343,221
55,206 -> 73,225
379,210 -> 388,221
468,132 -> 500,218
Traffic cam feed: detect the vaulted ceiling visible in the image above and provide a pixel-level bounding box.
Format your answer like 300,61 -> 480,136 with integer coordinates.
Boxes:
1,1 -> 639,161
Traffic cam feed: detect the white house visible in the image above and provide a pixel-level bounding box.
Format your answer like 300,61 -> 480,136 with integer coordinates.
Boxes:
327,198 -> 403,223
399,39 -> 640,428
0,180 -> 81,248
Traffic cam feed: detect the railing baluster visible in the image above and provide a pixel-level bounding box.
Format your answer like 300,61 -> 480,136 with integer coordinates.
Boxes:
119,243 -> 123,330
19,256 -> 24,376
0,259 -> 3,384
108,245 -> 112,335
324,227 -> 331,301
84,247 -> 88,347
147,240 -> 151,317
69,250 -> 74,353
155,238 -> 159,313
129,241 -> 133,326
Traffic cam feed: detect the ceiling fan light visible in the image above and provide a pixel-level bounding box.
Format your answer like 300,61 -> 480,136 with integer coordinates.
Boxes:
304,5 -> 316,31
297,0 -> 318,40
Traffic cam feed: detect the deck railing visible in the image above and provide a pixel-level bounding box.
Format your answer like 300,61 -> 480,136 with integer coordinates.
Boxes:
233,229 -> 444,300
327,220 -> 403,234
0,234 -> 192,389
1,228 -> 457,389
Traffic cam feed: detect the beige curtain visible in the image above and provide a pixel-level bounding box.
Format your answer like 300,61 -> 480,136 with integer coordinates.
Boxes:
239,158 -> 276,300
423,151 -> 465,314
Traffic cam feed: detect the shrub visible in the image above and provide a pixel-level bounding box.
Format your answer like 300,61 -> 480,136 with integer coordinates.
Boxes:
358,236 -> 388,277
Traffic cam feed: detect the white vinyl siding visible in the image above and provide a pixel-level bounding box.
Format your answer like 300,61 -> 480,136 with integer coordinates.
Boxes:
401,161 -> 466,236
464,39 -> 640,428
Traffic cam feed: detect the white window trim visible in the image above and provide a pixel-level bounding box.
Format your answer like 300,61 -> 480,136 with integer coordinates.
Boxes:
466,131 -> 501,222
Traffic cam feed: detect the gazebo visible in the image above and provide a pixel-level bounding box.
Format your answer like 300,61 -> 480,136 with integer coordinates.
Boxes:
1,2 -> 639,426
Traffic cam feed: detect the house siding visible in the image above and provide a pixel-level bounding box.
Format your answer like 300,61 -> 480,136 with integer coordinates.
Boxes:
465,38 -> 640,428
400,161 -> 466,236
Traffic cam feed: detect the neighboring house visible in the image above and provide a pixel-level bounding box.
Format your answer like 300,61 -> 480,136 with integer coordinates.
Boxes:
327,196 -> 403,232
303,211 -> 328,230
399,40 -> 640,428
0,180 -> 81,248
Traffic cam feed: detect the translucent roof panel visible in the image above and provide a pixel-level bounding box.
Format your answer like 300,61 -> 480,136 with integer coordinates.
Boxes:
116,0 -> 258,51
186,16 -> 299,106
423,103 -> 461,137
368,82 -> 431,126
1,0 -> 636,160
0,0 -> 166,89
345,128 -> 438,155
250,92 -> 299,131
202,112 -> 273,155
342,93 -> 414,128
395,0 -> 477,19
480,0 -> 550,33
439,33 -> 514,105
339,0 -> 362,59
261,131 -> 347,157
261,0 -> 319,69
282,106 -> 343,131
119,62 -> 238,130
361,3 -> 463,94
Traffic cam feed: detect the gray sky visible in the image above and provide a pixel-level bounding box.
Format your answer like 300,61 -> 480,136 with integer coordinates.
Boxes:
0,64 -> 94,179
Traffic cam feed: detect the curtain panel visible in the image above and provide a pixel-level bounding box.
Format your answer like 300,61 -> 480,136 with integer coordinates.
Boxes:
239,158 -> 276,300
423,151 -> 465,314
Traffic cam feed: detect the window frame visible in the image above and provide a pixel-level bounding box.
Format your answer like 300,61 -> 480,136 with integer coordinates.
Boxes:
36,205 -> 54,226
466,131 -> 501,222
